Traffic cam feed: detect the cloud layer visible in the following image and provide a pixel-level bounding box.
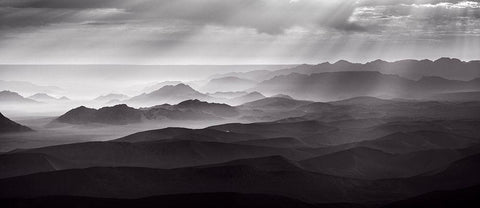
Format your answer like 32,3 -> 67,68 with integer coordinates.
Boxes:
0,0 -> 478,64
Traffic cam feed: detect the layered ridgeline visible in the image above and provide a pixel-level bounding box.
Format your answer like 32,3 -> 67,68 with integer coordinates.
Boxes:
0,112 -> 32,133
199,58 -> 480,101
3,59 -> 480,108
0,80 -> 62,97
251,71 -> 480,101
53,100 -> 239,125
2,59 -> 480,207
0,91 -> 38,104
0,91 -> 69,105
124,83 -> 267,106
28,93 -> 69,102
52,95 -> 480,126
1,119 -> 480,204
211,58 -> 480,82
97,60 -> 480,108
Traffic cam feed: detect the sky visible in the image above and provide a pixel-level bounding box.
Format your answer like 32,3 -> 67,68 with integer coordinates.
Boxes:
0,0 -> 479,64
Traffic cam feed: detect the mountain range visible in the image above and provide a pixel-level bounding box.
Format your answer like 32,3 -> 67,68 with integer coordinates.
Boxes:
127,84 -> 212,106
0,80 -> 62,96
53,99 -> 241,125
0,91 -> 38,104
252,71 -> 480,101
2,96 -> 480,206
258,58 -> 480,81
28,93 -> 69,102
2,58 -> 480,207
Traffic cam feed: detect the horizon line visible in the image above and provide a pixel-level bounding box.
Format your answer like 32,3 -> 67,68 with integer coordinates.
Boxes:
0,57 -> 478,66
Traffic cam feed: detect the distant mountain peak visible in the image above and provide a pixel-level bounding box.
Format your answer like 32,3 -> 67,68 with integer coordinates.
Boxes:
156,83 -> 195,92
177,99 -> 206,106
94,93 -> 129,101
72,105 -> 94,111
56,104 -> 142,125
333,60 -> 353,65
0,90 -> 38,103
28,93 -> 57,100
148,84 -> 204,97
127,83 -> 210,106
368,59 -> 388,65
435,57 -> 462,63
245,91 -> 263,96
0,90 -> 19,96
107,104 -> 132,109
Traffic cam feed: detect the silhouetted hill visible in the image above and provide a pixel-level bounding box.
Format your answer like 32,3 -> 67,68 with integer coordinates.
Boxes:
128,84 -> 211,105
299,147 -> 463,179
115,127 -> 192,142
301,98 -> 480,121
0,112 -> 32,133
0,193 -> 328,208
359,131 -> 478,154
382,185 -> 480,208
429,91 -> 480,102
1,153 -> 480,203
0,153 -> 64,178
54,104 -> 143,125
0,160 -> 372,202
2,140 -> 310,174
143,99 -> 239,120
54,100 -> 241,125
201,77 -> 257,93
177,99 -> 238,117
0,91 -> 38,104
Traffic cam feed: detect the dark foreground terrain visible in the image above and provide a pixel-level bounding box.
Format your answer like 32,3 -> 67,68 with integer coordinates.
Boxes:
1,97 -> 480,207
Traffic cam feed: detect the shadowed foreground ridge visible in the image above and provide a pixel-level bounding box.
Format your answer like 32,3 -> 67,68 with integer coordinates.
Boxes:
0,193 -> 366,208
0,112 -> 32,133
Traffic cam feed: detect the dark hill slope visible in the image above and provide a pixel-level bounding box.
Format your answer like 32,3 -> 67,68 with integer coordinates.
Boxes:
0,112 -> 32,133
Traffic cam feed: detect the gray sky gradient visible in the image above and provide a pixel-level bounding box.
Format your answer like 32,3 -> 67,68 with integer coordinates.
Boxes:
0,0 -> 479,64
